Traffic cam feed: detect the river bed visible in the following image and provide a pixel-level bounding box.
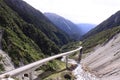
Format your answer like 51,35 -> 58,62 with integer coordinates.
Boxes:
61,56 -> 99,80
73,64 -> 99,80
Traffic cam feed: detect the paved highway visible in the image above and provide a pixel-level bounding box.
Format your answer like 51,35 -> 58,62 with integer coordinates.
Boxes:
0,46 -> 82,79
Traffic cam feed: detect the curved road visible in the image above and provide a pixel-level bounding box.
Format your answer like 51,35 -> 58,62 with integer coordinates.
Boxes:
0,47 -> 82,79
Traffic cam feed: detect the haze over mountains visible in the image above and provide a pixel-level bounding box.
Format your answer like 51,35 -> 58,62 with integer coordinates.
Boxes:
0,0 -> 95,70
41,10 -> 120,80
44,13 -> 82,40
45,13 -> 95,40
1,0 -> 120,79
77,23 -> 96,35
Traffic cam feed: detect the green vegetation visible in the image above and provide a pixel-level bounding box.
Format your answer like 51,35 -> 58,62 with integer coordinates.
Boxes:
35,60 -> 66,80
43,60 -> 75,80
0,0 -> 77,79
0,55 -> 4,72
0,55 -> 2,61
82,26 -> 120,53
0,0 -> 62,70
44,71 -> 74,80
82,11 -> 120,53
61,41 -> 82,52
83,11 -> 120,40
0,0 -> 45,67
60,41 -> 82,61
4,0 -> 70,46
40,60 -> 63,72
0,63 -> 4,72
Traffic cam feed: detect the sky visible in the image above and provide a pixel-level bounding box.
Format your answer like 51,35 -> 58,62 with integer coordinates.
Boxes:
23,0 -> 120,24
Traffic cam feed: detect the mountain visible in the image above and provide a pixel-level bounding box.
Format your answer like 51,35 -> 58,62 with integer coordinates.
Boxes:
4,0 -> 70,46
0,0 -> 72,70
44,13 -> 82,40
77,23 -> 96,35
80,11 -> 120,80
82,11 -> 120,53
82,11 -> 120,39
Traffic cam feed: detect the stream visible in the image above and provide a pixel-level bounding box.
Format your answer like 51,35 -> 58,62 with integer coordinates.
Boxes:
61,56 -> 99,80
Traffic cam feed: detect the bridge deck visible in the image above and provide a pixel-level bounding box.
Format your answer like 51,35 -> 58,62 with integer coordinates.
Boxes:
0,46 -> 82,80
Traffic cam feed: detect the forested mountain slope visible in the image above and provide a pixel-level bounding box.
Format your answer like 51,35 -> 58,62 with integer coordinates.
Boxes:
0,0 -> 71,69
45,13 -> 82,40
4,0 -> 71,46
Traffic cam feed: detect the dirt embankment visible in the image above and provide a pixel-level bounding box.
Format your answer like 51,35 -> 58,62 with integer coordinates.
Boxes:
82,33 -> 120,80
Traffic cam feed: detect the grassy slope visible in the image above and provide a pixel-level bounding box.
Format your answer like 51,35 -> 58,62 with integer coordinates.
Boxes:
61,41 -> 82,52
82,26 -> 120,53
82,11 -> 120,40
0,0 -> 60,70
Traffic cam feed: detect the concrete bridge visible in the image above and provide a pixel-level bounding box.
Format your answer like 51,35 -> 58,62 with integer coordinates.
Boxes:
0,46 -> 83,80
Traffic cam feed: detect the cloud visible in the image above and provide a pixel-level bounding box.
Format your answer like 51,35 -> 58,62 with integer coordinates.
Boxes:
93,0 -> 120,7
23,0 -> 120,24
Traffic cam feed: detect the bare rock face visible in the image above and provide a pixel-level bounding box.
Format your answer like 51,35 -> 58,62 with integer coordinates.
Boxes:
0,50 -> 15,73
82,33 -> 120,80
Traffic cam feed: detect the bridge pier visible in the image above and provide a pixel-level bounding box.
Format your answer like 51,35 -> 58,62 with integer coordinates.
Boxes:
65,56 -> 68,69
78,47 -> 83,64
0,47 -> 82,80
29,72 -> 33,80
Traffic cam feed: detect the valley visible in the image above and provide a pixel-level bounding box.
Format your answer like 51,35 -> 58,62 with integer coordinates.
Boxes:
0,0 -> 120,80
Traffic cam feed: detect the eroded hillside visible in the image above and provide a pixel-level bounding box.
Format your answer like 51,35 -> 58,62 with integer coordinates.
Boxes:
82,33 -> 120,80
